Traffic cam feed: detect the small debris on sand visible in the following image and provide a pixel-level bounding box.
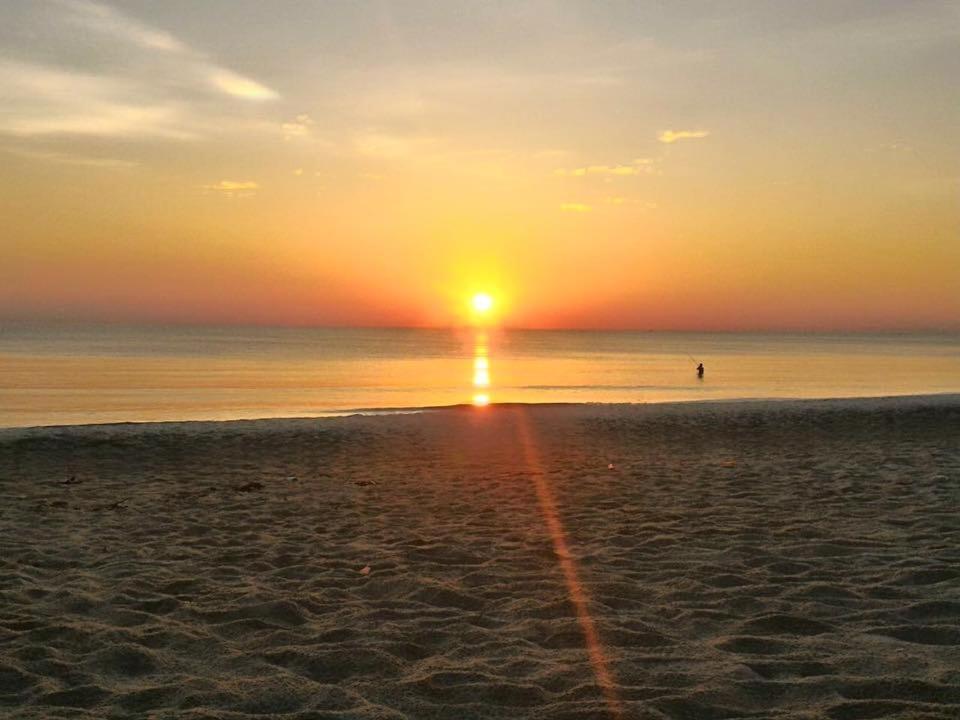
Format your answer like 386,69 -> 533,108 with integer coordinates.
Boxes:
235,481 -> 264,493
98,498 -> 128,511
359,565 -> 371,576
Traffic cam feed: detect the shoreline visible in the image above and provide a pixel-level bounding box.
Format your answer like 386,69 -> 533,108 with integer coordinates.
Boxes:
2,391 -> 959,435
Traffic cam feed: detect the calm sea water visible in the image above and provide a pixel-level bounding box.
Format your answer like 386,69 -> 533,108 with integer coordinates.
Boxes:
1,322 -> 958,427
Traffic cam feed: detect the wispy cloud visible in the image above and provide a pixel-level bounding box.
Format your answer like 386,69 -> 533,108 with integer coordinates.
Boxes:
59,0 -> 277,102
0,61 -> 192,139
282,114 -> 315,140
202,180 -> 259,198
555,158 -> 656,177
344,65 -> 624,121
209,70 -> 278,101
2,146 -> 137,168
603,196 -> 658,210
556,165 -> 637,177
560,202 -> 591,213
57,0 -> 187,53
0,1 -> 278,142
658,130 -> 710,144
869,141 -> 915,154
354,132 -> 440,159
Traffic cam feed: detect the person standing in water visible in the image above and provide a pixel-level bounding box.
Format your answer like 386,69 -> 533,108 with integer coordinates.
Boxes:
697,363 -> 704,378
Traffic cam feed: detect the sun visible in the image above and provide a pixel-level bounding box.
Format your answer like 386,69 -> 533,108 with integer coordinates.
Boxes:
471,292 -> 494,314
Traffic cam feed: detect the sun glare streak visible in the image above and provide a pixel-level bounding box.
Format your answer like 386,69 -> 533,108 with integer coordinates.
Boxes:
512,408 -> 623,719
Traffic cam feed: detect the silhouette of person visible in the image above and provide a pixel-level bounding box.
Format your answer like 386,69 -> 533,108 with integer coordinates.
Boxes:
697,363 -> 704,379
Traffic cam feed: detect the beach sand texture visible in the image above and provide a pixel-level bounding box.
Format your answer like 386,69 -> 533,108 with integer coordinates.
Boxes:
1,396 -> 959,719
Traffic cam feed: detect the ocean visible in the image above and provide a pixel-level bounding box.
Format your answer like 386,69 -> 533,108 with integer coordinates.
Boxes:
1,322 -> 958,427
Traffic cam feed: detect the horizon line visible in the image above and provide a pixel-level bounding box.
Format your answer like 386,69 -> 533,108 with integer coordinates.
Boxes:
2,316 -> 959,335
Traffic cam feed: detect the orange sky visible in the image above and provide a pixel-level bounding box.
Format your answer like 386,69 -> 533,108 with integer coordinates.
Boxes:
1,1 -> 958,330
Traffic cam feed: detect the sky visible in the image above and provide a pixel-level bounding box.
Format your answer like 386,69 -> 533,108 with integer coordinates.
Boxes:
1,0 -> 958,331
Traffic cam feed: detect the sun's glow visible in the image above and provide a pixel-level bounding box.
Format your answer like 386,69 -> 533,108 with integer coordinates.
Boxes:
472,392 -> 490,406
471,292 -> 494,314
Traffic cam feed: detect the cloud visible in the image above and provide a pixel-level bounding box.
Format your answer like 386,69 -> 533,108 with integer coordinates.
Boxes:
658,130 -> 710,144
535,148 -> 573,159
556,165 -> 637,177
58,1 -> 278,102
555,158 -> 656,177
560,202 -> 591,212
202,180 -> 259,198
204,180 -> 258,191
344,65 -> 625,122
870,141 -> 915,153
2,146 -> 137,168
603,197 -> 657,210
0,1 -> 278,142
282,114 -> 315,140
0,61 -> 192,139
209,70 -> 278,101
58,0 -> 186,52
354,132 -> 439,159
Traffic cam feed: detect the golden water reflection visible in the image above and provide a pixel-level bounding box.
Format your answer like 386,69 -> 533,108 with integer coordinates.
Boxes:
472,332 -> 491,406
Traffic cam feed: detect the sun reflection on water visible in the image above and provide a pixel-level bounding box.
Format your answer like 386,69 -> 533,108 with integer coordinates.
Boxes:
472,333 -> 491,406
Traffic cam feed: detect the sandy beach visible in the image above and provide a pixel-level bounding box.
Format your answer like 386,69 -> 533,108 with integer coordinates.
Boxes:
1,395 -> 959,719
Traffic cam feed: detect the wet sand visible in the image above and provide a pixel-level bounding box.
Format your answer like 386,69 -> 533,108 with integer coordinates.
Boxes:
1,396 -> 959,719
